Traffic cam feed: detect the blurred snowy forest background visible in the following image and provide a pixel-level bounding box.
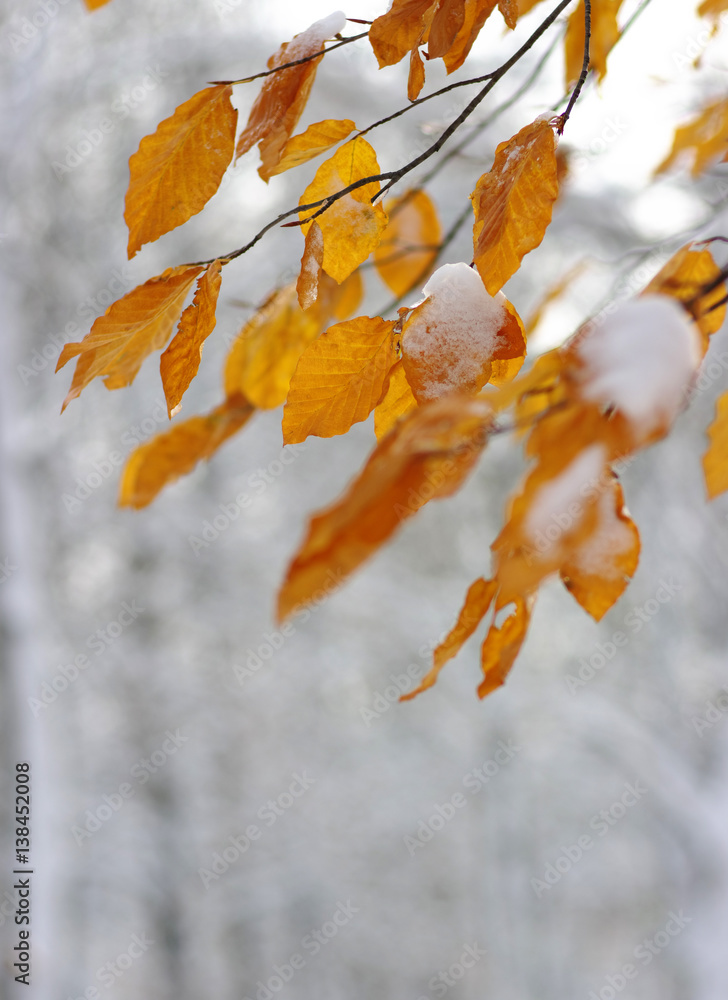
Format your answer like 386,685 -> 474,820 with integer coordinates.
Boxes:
2,1 -> 728,998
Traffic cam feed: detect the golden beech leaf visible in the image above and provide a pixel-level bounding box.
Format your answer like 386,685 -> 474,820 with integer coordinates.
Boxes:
282,316 -> 398,444
118,395 -> 254,509
264,119 -> 356,178
297,222 -> 324,311
471,118 -> 559,295
374,360 -> 418,440
559,476 -> 640,620
402,577 -> 497,700
369,0 -> 436,67
498,0 -> 518,29
515,0 -> 547,16
125,86 -> 237,259
401,262 -> 526,401
84,0 -> 112,8
644,243 -> 727,349
57,265 -> 203,410
408,43 -> 427,101
478,595 -> 533,698
235,13 -> 346,175
223,274 -> 363,412
277,396 -> 492,621
443,0 -> 497,73
703,391 -> 728,499
655,97 -> 728,178
698,0 -> 728,31
160,261 -> 223,417
428,0 -> 467,58
299,137 -> 388,283
564,0 -> 623,89
374,189 -> 442,298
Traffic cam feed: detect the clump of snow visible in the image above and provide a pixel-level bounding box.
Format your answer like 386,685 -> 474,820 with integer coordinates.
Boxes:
287,12 -> 347,57
574,295 -> 701,439
402,262 -> 507,399
566,487 -> 635,578
524,445 -> 606,541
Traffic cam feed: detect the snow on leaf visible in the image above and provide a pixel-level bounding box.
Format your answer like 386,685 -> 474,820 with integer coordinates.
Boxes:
57,265 -> 203,410
277,395 -> 492,621
374,189 -> 442,298
282,316 -> 398,444
299,137 -> 388,284
401,262 -> 525,401
564,0 -> 623,89
236,12 -> 347,175
374,360 -> 418,440
655,97 -> 728,178
160,261 -> 223,417
703,391 -> 728,500
644,243 -> 727,348
471,118 -> 559,295
297,222 -> 325,310
559,476 -> 640,620
125,86 -> 237,259
402,577 -> 497,700
118,395 -> 254,509
263,119 -> 356,179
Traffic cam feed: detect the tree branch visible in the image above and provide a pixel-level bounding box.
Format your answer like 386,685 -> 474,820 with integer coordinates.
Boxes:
556,0 -> 590,134
210,32 -> 369,86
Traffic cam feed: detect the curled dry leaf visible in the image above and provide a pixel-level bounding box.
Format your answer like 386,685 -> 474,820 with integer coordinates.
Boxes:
277,395 -> 492,621
160,261 -> 223,417
299,137 -> 388,283
471,118 -> 559,295
125,86 -> 237,259
57,265 -> 203,410
282,316 -> 398,444
118,395 -> 254,509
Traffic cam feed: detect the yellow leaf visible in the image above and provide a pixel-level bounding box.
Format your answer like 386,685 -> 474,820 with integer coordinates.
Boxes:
471,118 -> 559,295
264,119 -> 356,179
118,395 -> 254,509
374,189 -> 442,298
443,0 -> 497,73
559,476 -> 640,620
703,391 -> 728,499
655,97 -> 728,178
125,86 -> 237,259
84,0 -> 112,8
369,0 -> 436,67
160,261 -> 223,417
235,13 -> 346,176
299,137 -> 388,284
297,222 -> 324,311
564,0 -> 623,89
282,316 -> 397,444
478,595 -> 533,698
698,0 -> 728,31
57,265 -> 203,410
401,262 -> 526,401
374,360 -> 418,440
402,577 -> 497,700
644,243 -> 727,349
277,395 -> 492,621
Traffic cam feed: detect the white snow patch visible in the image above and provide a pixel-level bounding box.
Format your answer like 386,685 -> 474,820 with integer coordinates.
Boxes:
567,487 -> 635,579
575,295 -> 701,439
525,445 -> 606,541
402,262 -> 507,398
286,11 -> 347,58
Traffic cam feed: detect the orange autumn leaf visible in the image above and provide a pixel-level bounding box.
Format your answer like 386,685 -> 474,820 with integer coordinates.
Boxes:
236,13 -> 346,177
160,261 -> 223,418
478,595 -> 533,698
125,86 -> 237,259
297,222 -> 324,310
374,189 -> 441,298
559,476 -> 640,620
57,265 -> 203,410
282,316 -> 398,444
703,390 -> 728,499
374,360 -> 418,440
443,0 -> 497,73
498,0 -> 518,29
265,119 -> 356,179
515,0 -> 546,16
471,118 -> 559,295
408,43 -> 427,101
223,275 -> 363,412
118,395 -> 254,509
402,577 -> 497,700
401,262 -> 526,401
299,137 -> 388,283
655,97 -> 728,178
564,0 -> 623,89
277,395 -> 492,621
369,0 -> 436,67
644,243 -> 727,348
84,0 -> 112,8
428,0 -> 467,58
698,0 -> 728,31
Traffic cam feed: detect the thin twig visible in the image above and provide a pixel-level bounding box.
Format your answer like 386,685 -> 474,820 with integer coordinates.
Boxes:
210,32 -> 368,86
557,0 -> 590,133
